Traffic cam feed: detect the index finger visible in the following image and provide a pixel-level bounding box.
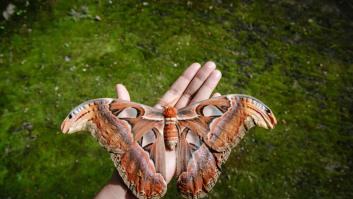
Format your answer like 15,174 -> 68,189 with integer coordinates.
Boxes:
155,63 -> 201,108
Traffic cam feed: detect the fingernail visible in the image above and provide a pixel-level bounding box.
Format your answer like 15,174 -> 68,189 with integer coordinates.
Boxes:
214,70 -> 222,78
205,61 -> 216,69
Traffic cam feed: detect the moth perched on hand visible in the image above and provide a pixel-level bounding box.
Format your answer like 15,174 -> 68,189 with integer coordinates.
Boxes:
61,94 -> 276,199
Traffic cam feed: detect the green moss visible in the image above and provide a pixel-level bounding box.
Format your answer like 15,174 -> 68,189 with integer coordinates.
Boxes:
0,0 -> 352,198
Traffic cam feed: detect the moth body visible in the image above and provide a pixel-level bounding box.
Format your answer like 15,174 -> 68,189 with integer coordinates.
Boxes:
163,106 -> 178,150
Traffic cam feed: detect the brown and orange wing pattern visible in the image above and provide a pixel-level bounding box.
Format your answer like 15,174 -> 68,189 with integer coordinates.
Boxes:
176,95 -> 277,198
61,98 -> 167,199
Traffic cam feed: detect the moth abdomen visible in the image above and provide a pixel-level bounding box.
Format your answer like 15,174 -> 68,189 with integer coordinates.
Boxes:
164,121 -> 178,150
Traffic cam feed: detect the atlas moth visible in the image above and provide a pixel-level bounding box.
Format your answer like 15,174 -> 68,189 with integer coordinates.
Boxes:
61,94 -> 277,199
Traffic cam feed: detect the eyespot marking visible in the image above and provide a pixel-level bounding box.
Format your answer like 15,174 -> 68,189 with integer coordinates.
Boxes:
202,105 -> 223,117
117,107 -> 138,118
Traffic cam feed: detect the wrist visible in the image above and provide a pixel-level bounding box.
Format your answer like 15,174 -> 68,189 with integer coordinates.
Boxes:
95,170 -> 136,199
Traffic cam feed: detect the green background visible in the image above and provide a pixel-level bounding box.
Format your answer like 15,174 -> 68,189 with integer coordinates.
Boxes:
1,0 -> 352,198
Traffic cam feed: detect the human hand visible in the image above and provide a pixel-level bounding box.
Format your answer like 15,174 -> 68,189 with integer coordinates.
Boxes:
96,61 -> 222,199
116,61 -> 222,183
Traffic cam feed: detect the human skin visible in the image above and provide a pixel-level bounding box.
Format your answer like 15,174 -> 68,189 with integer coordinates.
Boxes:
95,61 -> 222,199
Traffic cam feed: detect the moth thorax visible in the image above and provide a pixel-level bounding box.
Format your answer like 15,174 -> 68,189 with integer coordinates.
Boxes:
163,106 -> 177,117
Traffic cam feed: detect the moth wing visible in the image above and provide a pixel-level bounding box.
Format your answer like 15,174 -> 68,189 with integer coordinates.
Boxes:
176,95 -> 277,198
61,98 -> 167,199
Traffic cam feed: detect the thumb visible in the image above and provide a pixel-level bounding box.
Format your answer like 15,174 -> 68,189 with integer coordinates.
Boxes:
116,84 -> 130,101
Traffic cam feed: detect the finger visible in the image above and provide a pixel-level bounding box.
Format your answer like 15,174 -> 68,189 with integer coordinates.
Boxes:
189,70 -> 222,104
116,84 -> 130,101
212,92 -> 221,98
155,63 -> 201,108
174,61 -> 216,108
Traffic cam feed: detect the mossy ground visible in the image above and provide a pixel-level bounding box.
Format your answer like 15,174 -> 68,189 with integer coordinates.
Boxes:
1,0 -> 352,198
